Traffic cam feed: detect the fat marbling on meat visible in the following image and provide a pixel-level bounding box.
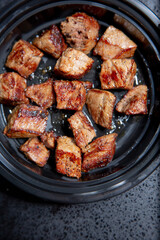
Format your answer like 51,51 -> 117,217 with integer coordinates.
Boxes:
82,133 -> 118,172
68,111 -> 96,152
56,136 -> 81,179
54,48 -> 94,79
25,78 -> 55,109
0,72 -> 29,105
93,25 -> 137,60
20,137 -> 50,167
33,24 -> 67,58
86,89 -> 116,129
116,85 -> 148,114
100,59 -> 137,90
60,12 -> 100,54
5,39 -> 43,78
4,104 -> 48,138
54,80 -> 86,111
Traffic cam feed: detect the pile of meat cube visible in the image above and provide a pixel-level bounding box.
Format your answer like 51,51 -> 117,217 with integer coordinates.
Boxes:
2,12 -> 148,179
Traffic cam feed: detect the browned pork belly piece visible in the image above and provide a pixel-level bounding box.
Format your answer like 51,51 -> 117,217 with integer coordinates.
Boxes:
25,79 -> 55,109
54,80 -> 86,110
82,133 -> 118,172
116,85 -> 148,115
5,40 -> 43,78
33,25 -> 67,58
4,104 -> 48,138
20,137 -> 50,167
93,26 -> 137,60
86,89 -> 116,129
0,72 -> 29,105
60,12 -> 100,54
40,130 -> 56,149
100,59 -> 137,90
68,111 -> 96,152
56,136 -> 81,179
54,48 -> 94,79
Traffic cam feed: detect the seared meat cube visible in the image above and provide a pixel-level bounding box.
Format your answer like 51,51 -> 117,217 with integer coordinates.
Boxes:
100,59 -> 137,90
86,89 -> 116,129
82,133 -> 117,172
4,104 -> 48,138
0,72 -> 29,105
116,85 -> 148,115
20,137 -> 50,167
68,111 -> 96,152
60,12 -> 100,54
33,24 -> 67,58
93,26 -> 137,60
40,130 -> 56,149
56,136 -> 81,179
25,79 -> 55,109
5,39 -> 43,78
54,48 -> 94,79
54,80 -> 86,110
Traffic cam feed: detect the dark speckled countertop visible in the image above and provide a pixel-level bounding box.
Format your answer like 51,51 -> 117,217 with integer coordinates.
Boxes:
0,0 -> 160,239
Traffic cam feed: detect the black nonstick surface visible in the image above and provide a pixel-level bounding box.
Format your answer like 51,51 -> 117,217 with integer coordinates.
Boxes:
0,0 -> 159,203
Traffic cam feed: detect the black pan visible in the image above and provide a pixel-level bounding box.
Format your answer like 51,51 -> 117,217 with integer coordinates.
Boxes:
0,0 -> 159,203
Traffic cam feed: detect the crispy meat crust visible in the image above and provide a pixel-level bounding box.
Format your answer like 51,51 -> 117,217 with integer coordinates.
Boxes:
54,80 -> 86,110
56,136 -> 81,179
100,59 -> 137,90
5,39 -> 43,78
60,12 -> 100,54
82,133 -> 117,172
4,104 -> 48,138
54,48 -> 94,79
116,85 -> 148,114
33,25 -> 67,58
0,72 -> 29,105
25,78 -> 55,109
93,26 -> 137,60
20,137 -> 50,167
86,89 -> 116,129
68,111 -> 96,152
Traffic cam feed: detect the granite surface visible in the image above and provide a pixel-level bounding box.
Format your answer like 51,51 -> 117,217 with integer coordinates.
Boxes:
0,0 -> 160,240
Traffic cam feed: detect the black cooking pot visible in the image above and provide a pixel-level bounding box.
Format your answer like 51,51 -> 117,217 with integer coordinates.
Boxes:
0,0 -> 159,203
